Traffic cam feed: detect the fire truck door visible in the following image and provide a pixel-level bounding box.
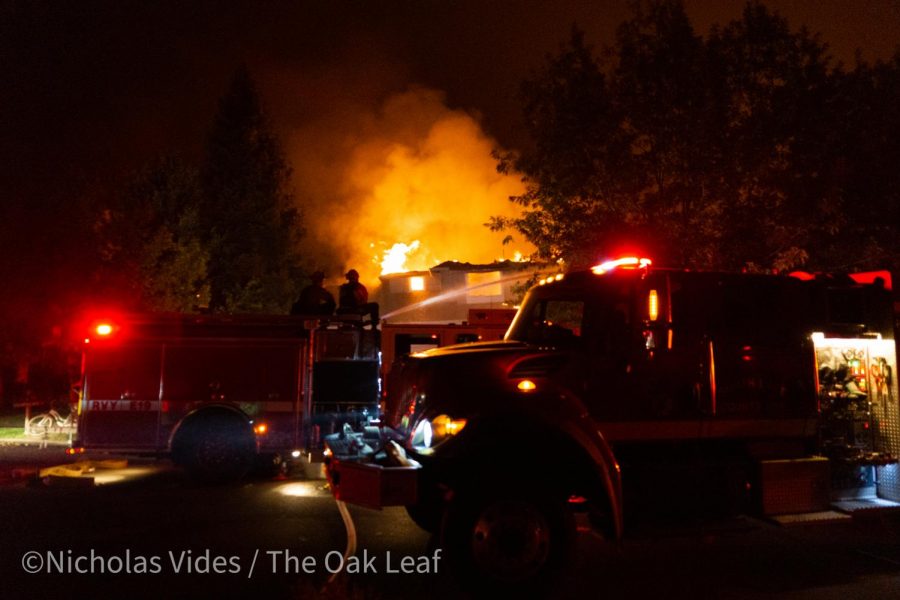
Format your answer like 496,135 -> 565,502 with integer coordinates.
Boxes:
81,344 -> 162,449
581,277 -> 704,424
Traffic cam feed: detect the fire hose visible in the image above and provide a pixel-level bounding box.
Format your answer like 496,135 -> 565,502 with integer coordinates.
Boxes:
324,437 -> 411,586
327,498 -> 358,584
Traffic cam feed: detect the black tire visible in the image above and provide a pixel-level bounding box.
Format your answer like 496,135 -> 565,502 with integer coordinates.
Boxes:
172,411 -> 256,484
440,485 -> 574,593
406,500 -> 443,533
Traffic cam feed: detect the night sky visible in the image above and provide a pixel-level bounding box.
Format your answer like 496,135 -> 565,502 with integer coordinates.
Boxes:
2,0 -> 899,314
4,1 -> 899,191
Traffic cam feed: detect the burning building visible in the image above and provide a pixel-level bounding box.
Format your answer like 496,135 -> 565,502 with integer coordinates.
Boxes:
378,260 -> 536,323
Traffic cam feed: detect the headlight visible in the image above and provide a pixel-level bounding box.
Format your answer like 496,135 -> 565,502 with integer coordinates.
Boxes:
411,414 -> 467,454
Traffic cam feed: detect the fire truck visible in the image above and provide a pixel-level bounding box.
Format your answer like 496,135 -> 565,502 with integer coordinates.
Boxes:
72,308 -> 512,482
324,257 -> 899,587
74,313 -> 381,482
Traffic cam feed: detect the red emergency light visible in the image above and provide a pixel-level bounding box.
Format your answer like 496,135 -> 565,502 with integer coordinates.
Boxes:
788,270 -> 892,291
84,318 -> 121,344
591,256 -> 652,275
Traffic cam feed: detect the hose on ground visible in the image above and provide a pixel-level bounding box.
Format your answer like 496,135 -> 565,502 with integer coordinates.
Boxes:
327,498 -> 357,584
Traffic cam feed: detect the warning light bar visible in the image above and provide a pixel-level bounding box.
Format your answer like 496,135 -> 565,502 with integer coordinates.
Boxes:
591,256 -> 652,275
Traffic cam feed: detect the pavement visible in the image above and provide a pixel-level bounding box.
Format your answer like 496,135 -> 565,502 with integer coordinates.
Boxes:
0,437 -> 110,486
1,442 -> 899,599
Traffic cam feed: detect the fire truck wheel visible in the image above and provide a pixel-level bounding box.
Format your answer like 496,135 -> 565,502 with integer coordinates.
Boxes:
405,501 -> 442,533
441,485 -> 574,590
173,412 -> 256,484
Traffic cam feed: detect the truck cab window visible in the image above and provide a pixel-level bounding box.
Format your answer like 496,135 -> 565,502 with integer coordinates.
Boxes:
521,300 -> 585,345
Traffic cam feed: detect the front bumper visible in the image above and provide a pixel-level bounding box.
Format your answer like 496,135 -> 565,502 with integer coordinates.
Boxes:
323,431 -> 420,509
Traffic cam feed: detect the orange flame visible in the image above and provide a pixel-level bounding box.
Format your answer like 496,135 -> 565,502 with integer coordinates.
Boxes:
287,87 -> 533,286
381,241 -> 421,275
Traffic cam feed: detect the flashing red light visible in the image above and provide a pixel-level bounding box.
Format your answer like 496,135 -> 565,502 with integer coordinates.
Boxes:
591,256 -> 652,275
87,318 -> 120,341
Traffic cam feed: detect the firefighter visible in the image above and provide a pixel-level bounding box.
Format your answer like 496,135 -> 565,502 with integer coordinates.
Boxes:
338,269 -> 379,326
291,271 -> 336,316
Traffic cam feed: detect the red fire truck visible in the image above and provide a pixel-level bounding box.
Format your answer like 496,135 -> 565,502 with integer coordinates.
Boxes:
72,308 -> 513,482
74,313 -> 380,482
324,257 -> 899,587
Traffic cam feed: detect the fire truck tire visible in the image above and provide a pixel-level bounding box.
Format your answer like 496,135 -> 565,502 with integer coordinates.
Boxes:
405,501 -> 442,533
172,411 -> 256,484
440,484 -> 574,591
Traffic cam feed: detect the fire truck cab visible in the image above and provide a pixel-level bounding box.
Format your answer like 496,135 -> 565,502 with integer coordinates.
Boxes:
324,258 -> 899,587
75,313 -> 380,482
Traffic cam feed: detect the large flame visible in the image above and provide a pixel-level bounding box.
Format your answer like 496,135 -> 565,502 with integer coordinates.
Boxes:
286,87 -> 533,286
381,241 -> 421,274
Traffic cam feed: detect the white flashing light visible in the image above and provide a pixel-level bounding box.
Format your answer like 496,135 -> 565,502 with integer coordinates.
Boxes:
592,256 -> 652,275
412,419 -> 433,449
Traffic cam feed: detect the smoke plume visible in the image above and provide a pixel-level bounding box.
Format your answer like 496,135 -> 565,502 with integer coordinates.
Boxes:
284,86 -> 531,290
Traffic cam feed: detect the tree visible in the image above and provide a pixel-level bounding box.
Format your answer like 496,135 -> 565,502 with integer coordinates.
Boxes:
707,2 -> 839,271
493,27 -> 630,269
495,1 -> 854,272
201,67 -> 305,313
92,156 -> 210,312
816,53 -> 900,273
611,0 -> 723,267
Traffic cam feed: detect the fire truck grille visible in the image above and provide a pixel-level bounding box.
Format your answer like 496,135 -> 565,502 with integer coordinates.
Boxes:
508,355 -> 566,379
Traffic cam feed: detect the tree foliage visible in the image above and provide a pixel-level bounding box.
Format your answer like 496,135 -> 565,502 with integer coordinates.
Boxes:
494,0 -> 900,273
91,68 -> 306,314
201,67 -> 305,312
93,156 -> 209,312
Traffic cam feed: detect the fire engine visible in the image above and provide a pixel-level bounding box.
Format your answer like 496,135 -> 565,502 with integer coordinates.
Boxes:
72,309 -> 512,482
324,257 -> 899,587
74,313 -> 381,482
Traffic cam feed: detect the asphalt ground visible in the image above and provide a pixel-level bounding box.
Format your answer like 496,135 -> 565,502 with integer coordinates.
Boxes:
1,442 -> 899,599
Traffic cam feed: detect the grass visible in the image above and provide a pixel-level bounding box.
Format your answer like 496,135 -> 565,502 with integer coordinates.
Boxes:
0,426 -> 25,439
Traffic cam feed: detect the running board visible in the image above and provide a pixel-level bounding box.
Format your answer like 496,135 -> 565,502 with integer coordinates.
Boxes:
769,498 -> 900,526
769,511 -> 851,526
832,498 -> 900,517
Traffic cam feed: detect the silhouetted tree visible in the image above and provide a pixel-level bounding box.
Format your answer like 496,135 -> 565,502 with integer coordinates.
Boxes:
816,53 -> 900,272
202,67 -> 305,312
494,1 -> 897,273
92,156 -> 209,311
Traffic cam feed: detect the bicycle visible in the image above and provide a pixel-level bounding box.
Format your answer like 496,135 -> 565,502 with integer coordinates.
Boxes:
26,407 -> 76,437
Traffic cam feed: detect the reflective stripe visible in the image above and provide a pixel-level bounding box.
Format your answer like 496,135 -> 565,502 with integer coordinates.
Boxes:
85,400 -> 159,411
85,399 -> 298,413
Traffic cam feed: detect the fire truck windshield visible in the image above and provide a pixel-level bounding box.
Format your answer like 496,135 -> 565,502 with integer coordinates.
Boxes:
507,294 -> 586,345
